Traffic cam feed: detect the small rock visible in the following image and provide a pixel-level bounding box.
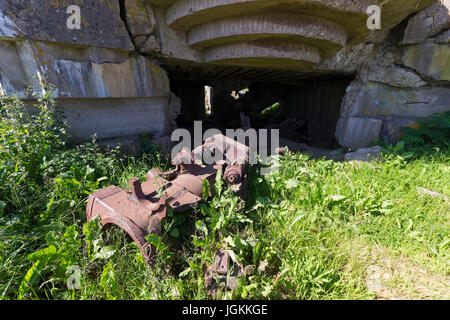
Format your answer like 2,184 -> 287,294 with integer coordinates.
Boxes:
345,146 -> 382,162
417,187 -> 449,201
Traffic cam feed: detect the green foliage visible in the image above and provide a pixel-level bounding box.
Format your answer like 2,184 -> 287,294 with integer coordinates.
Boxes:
1,92 -> 145,299
17,225 -> 82,299
249,102 -> 284,127
138,132 -> 162,155
0,93 -> 66,215
1,92 -> 448,300
399,111 -> 450,153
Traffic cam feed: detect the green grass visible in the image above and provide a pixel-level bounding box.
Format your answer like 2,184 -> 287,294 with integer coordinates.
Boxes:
1,94 -> 449,300
254,152 -> 449,299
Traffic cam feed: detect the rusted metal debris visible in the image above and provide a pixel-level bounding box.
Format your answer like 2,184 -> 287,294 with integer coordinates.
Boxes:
86,134 -> 249,272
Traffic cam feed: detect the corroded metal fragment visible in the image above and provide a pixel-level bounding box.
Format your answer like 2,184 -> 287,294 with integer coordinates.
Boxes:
86,134 -> 249,263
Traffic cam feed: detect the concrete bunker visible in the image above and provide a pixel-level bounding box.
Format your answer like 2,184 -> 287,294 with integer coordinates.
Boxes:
1,0 -> 446,153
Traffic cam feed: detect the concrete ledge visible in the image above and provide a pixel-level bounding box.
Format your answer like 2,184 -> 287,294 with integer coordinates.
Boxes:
59,98 -> 169,141
203,41 -> 321,69
167,0 -> 370,30
188,13 -> 347,50
0,40 -> 170,99
351,82 -> 450,119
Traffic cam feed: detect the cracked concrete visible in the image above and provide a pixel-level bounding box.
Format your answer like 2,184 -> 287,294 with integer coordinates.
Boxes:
0,0 -> 177,144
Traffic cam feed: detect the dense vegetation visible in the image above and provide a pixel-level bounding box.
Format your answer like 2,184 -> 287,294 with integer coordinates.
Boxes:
0,94 -> 448,300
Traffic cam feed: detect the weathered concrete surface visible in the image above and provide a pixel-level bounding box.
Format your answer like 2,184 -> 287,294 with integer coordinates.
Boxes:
150,7 -> 201,61
336,117 -> 383,150
333,0 -> 449,149
0,38 -> 175,142
1,0 -> 448,150
362,64 -> 428,88
1,0 -> 440,72
141,0 -> 438,71
0,40 -> 169,99
345,145 -> 382,162
59,97 -> 169,141
166,0 -> 370,33
336,79 -> 450,148
0,1 -> 177,144
187,13 -> 347,53
0,0 -> 133,51
146,0 -> 178,8
203,41 -> 321,69
378,0 -> 437,28
125,0 -> 154,38
402,42 -> 450,81
159,0 -> 369,68
435,29 -> 450,43
316,43 -> 377,73
343,82 -> 450,119
163,0 -> 435,41
124,0 -> 164,53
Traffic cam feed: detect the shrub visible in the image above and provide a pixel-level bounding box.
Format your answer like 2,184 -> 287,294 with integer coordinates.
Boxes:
0,92 -> 67,216
0,92 -> 123,299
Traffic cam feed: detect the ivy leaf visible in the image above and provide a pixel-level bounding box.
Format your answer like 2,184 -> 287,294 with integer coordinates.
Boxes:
170,228 -> 180,238
27,245 -> 58,262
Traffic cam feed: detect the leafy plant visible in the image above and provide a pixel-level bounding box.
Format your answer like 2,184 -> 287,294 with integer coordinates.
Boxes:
1,90 -> 448,301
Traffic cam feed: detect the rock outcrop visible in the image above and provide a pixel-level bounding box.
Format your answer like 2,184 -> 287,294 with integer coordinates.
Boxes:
335,0 -> 449,149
